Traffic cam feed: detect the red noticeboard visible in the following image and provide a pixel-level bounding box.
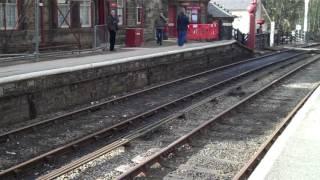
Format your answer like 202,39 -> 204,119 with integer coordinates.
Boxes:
186,6 -> 201,9
111,3 -> 117,8
187,22 -> 220,41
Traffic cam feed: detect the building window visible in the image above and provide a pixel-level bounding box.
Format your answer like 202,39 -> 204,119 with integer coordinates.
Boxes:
57,0 -> 70,28
186,8 -> 199,24
117,0 -> 124,26
0,0 -> 17,30
80,0 -> 91,27
136,6 -> 142,25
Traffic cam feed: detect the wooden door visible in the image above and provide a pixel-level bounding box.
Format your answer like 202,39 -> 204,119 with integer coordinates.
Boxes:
98,0 -> 110,25
168,5 -> 177,37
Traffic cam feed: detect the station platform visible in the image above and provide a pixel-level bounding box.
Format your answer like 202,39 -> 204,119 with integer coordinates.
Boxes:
0,39 -> 254,126
249,85 -> 320,180
0,40 -> 234,83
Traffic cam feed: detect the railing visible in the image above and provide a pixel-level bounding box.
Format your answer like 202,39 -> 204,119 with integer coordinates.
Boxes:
256,33 -> 270,49
232,28 -> 248,45
274,31 -> 296,46
93,24 -> 109,49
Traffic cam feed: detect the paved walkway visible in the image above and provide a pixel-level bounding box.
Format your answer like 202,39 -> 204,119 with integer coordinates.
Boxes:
249,85 -> 320,180
0,40 -> 235,83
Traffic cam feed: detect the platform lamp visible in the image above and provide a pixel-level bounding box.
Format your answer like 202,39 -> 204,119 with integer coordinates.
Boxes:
256,19 -> 265,34
247,0 -> 257,49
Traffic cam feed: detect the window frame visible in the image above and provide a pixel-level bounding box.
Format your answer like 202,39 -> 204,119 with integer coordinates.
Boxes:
0,0 -> 18,30
136,5 -> 142,25
117,0 -> 124,26
57,0 -> 71,28
79,0 -> 91,27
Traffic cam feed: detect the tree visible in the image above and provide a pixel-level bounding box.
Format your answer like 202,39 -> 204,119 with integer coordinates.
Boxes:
308,0 -> 320,36
262,0 -> 304,32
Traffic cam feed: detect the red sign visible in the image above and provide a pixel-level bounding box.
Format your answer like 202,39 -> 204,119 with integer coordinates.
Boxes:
187,23 -> 220,41
111,3 -> 117,8
187,6 -> 201,9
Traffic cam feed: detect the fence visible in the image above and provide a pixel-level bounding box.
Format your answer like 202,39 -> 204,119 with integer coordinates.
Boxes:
274,31 -> 297,46
93,24 -> 109,49
232,28 -> 248,45
256,33 -> 270,49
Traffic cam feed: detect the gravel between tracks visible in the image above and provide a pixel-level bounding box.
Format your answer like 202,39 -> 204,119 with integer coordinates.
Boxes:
0,52 -> 298,173
54,55 -> 320,180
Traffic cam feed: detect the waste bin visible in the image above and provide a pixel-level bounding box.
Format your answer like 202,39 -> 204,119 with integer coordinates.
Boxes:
125,28 -> 144,47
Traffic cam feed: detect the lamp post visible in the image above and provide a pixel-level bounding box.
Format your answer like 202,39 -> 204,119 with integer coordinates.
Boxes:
303,0 -> 309,42
247,0 -> 257,49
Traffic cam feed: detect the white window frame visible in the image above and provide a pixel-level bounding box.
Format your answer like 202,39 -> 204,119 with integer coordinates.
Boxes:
136,5 -> 142,25
0,0 -> 17,30
80,0 -> 91,27
117,0 -> 124,26
57,0 -> 71,28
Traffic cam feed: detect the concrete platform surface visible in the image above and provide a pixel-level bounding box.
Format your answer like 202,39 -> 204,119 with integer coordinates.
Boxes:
249,85 -> 320,180
0,40 -> 235,83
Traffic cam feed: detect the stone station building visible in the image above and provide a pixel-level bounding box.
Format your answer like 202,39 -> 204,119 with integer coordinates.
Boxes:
0,0 -> 211,53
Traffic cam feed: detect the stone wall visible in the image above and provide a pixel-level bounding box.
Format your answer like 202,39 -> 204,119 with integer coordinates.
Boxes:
0,42 -> 252,126
143,0 -> 168,41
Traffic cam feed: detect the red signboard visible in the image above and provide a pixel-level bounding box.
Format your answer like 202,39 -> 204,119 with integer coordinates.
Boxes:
187,6 -> 201,9
187,22 -> 220,41
111,3 -> 117,8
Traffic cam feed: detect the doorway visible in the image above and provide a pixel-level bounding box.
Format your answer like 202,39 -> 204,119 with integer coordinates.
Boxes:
98,0 -> 110,25
168,5 -> 177,37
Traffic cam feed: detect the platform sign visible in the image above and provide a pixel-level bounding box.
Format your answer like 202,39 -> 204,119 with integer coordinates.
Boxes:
296,25 -> 302,31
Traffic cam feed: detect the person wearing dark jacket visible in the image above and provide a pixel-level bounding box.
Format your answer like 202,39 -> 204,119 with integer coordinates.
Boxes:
154,13 -> 167,45
107,10 -> 119,51
177,8 -> 189,46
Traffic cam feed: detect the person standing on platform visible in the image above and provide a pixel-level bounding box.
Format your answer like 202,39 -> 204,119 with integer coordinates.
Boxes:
107,10 -> 119,51
177,8 -> 189,46
154,12 -> 167,45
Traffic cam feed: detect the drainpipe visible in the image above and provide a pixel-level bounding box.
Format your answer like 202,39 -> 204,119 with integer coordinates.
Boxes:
247,0 -> 257,49
34,0 -> 40,59
40,0 -> 45,44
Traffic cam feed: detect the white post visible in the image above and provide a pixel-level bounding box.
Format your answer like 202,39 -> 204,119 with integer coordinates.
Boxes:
303,0 -> 309,42
93,25 -> 97,49
270,21 -> 275,47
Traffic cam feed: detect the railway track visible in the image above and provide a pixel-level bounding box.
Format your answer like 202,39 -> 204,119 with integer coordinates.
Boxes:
233,82 -> 320,180
115,55 -> 320,180
40,53 -> 320,180
0,50 -> 296,139
0,50 -> 313,179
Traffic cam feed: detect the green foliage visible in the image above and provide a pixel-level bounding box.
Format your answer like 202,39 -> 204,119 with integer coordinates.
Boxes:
262,0 -> 304,32
309,0 -> 320,33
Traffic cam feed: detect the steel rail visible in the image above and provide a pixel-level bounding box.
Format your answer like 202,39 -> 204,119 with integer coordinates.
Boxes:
38,52 -> 313,180
0,50 -> 294,142
116,55 -> 320,180
232,82 -> 320,180
0,51 -> 305,178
